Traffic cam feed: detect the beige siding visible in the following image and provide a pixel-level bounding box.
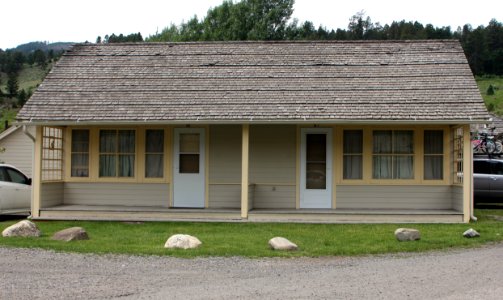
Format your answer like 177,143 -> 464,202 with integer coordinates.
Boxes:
336,185 -> 454,210
253,185 -> 296,209
451,185 -> 464,212
40,182 -> 64,207
64,183 -> 169,207
209,125 -> 241,183
249,125 -> 296,208
208,184 -> 241,208
0,126 -> 35,177
249,125 -> 296,183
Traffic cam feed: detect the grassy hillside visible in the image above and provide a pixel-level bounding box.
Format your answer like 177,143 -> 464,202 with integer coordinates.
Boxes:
476,76 -> 503,115
1,63 -> 52,131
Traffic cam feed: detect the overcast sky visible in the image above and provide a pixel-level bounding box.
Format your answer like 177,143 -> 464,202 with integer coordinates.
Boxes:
1,0 -> 501,49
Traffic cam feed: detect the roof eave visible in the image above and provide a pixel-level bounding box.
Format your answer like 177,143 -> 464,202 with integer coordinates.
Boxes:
14,118 -> 491,127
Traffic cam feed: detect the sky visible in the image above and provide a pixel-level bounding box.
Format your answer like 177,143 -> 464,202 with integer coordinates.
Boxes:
1,0 -> 501,50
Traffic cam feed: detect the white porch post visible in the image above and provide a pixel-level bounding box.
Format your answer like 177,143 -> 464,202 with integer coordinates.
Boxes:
31,126 -> 43,218
241,124 -> 249,219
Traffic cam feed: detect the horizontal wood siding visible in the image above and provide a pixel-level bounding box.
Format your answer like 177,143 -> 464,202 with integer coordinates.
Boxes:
208,184 -> 241,208
249,125 -> 296,208
336,185 -> 454,210
451,186 -> 464,212
41,182 -> 64,207
0,126 -> 35,177
249,125 -> 296,184
253,185 -> 296,209
64,183 -> 169,207
209,125 -> 241,183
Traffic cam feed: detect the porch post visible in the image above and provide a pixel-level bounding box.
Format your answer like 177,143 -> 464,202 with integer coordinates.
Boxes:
31,126 -> 43,218
241,124 -> 250,219
462,124 -> 472,223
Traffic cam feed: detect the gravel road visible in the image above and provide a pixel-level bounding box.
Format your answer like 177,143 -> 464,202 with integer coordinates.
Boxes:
1,244 -> 502,300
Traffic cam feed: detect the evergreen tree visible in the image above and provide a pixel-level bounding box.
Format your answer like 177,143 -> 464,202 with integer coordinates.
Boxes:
16,89 -> 27,107
7,73 -> 19,98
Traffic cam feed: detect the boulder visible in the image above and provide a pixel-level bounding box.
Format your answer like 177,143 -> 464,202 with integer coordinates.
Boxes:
165,234 -> 202,249
2,220 -> 41,237
52,227 -> 89,242
463,228 -> 480,238
394,228 -> 421,241
268,237 -> 298,251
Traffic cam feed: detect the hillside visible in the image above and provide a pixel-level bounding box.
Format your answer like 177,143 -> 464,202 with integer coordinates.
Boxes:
476,76 -> 503,115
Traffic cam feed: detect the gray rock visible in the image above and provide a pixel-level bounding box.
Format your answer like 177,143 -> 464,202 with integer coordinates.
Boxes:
394,228 -> 421,241
52,227 -> 89,242
2,220 -> 42,237
268,237 -> 298,251
165,234 -> 202,249
463,228 -> 480,238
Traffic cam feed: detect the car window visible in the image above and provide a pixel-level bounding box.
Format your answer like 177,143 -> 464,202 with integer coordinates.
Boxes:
0,167 -> 6,182
5,167 -> 28,184
491,161 -> 503,175
474,161 -> 491,174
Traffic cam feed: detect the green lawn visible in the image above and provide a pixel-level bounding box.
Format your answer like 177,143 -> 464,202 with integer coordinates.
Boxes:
476,75 -> 503,115
1,209 -> 502,258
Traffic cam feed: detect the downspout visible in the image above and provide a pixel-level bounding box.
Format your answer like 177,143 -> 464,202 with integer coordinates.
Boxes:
22,125 -> 36,142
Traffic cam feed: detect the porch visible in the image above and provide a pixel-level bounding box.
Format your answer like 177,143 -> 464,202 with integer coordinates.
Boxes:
37,205 -> 463,223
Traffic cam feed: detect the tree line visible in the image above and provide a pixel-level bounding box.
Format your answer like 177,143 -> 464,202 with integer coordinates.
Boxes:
144,0 -> 502,76
0,47 -> 63,107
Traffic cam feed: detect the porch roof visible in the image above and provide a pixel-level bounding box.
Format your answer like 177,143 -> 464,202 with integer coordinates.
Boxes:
17,40 -> 490,124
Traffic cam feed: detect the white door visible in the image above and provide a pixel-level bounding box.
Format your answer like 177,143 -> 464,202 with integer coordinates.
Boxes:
173,128 -> 205,208
300,128 -> 333,208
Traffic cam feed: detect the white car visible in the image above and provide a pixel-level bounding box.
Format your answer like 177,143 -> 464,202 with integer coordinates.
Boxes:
0,164 -> 31,215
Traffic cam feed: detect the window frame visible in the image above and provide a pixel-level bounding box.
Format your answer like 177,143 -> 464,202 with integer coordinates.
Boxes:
337,126 -> 450,185
65,126 -> 170,183
372,130 -> 415,180
423,129 -> 445,180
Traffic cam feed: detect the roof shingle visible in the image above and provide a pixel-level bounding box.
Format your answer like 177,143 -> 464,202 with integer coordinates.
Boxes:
17,40 -> 490,124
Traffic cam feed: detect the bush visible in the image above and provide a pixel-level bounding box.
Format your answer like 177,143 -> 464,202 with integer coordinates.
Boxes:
487,84 -> 495,95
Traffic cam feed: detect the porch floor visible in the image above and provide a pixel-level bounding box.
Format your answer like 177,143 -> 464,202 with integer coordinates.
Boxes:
37,205 -> 464,223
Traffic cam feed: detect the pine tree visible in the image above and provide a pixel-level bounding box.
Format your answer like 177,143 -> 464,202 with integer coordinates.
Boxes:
7,73 -> 18,98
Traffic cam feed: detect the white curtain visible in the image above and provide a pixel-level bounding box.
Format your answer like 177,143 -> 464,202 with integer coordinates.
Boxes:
99,130 -> 135,177
373,130 -> 413,179
343,130 -> 363,179
145,130 -> 164,178
71,130 -> 89,177
424,130 -> 443,180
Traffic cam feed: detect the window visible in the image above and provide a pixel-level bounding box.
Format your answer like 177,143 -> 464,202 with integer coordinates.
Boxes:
343,130 -> 363,179
99,130 -> 135,177
145,129 -> 164,178
373,130 -> 414,179
473,160 -> 490,174
42,126 -> 64,181
5,167 -> 29,184
453,127 -> 464,184
424,130 -> 444,180
71,130 -> 90,177
179,133 -> 200,174
306,134 -> 327,189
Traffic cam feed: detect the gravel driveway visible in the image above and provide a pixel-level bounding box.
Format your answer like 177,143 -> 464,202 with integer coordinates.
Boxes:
1,243 -> 502,300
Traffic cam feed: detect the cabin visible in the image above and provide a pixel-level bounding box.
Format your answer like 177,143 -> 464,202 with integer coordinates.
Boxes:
16,40 -> 490,223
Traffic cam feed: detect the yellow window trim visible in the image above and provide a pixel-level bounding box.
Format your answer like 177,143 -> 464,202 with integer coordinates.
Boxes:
65,126 -> 172,184
336,125 -> 451,186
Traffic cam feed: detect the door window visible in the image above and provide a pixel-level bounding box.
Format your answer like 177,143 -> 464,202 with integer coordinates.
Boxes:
306,134 -> 326,189
179,133 -> 200,174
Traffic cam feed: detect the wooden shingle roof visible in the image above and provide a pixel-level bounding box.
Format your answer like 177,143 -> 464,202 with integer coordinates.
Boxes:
17,40 -> 490,124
